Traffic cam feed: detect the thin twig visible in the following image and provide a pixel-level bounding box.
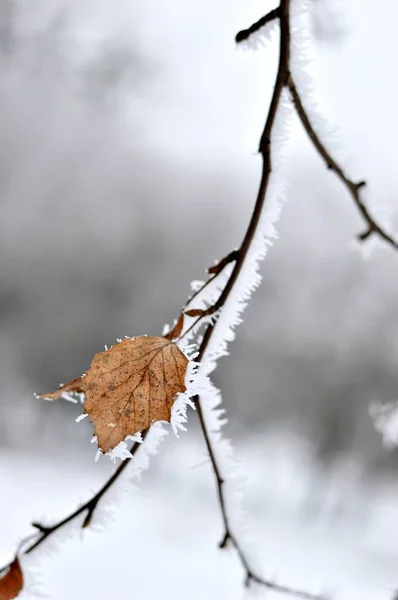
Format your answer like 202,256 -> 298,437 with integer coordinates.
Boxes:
286,75 -> 398,248
177,249 -> 240,341
182,249 -> 239,311
178,306 -> 218,341
236,5 -> 397,250
190,2 -> 325,598
22,435 -> 145,556
235,7 -> 280,44
207,249 -> 240,275
196,0 -> 290,359
193,393 -> 323,600
203,0 -> 290,326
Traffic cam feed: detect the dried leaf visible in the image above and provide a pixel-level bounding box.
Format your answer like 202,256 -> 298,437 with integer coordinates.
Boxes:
208,249 -> 239,274
82,336 -> 188,453
164,313 -> 184,341
36,376 -> 83,401
184,308 -> 206,317
0,558 -> 23,600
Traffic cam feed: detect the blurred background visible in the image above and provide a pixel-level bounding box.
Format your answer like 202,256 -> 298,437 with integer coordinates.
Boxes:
1,0 -> 398,598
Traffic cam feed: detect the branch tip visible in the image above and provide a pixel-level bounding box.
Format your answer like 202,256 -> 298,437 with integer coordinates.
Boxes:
235,7 -> 280,44
82,511 -> 93,529
218,531 -> 230,549
357,228 -> 373,241
31,522 -> 50,534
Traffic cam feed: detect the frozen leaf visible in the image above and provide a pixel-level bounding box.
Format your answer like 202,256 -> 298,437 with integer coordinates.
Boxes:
35,376 -> 83,401
184,309 -> 206,317
164,313 -> 184,341
0,557 -> 23,600
82,336 -> 188,453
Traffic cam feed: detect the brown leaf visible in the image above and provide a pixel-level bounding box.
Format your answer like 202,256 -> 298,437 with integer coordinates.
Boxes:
184,308 -> 206,317
36,376 -> 84,401
164,313 -> 184,341
0,558 -> 23,600
82,336 -> 188,453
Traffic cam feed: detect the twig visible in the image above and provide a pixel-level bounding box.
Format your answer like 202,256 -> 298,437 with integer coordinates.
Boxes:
178,306 -> 218,341
192,394 -> 323,600
286,75 -> 398,247
235,7 -> 280,44
21,435 -> 145,556
243,574 -> 326,600
237,4 -> 398,250
176,249 -> 240,341
189,2 -> 326,598
182,249 -> 239,311
207,249 -> 240,275
198,0 -> 290,358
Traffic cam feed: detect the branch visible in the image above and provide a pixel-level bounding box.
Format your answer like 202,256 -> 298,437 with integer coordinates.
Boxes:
198,0 -> 290,357
22,435 -> 145,556
189,2 -> 326,598
236,6 -> 397,250
286,75 -> 398,249
235,8 -> 280,44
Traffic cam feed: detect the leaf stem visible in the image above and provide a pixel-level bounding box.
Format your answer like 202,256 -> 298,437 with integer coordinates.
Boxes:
182,249 -> 240,311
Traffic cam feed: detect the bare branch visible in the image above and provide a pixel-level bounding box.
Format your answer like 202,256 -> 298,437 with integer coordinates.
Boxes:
194,392 -> 324,600
287,75 -> 398,249
188,3 -> 327,598
235,8 -> 280,44
22,435 -> 145,556
199,0 -> 290,354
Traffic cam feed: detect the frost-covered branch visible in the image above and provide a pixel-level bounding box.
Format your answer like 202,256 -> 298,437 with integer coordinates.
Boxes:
183,1 -> 324,597
0,436 -> 144,583
193,0 -> 292,545
236,4 -> 398,251
194,387 -> 325,600
24,436 -> 144,555
286,76 -> 398,249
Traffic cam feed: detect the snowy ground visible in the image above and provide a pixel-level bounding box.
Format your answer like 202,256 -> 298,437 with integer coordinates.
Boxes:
1,430 -> 398,600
